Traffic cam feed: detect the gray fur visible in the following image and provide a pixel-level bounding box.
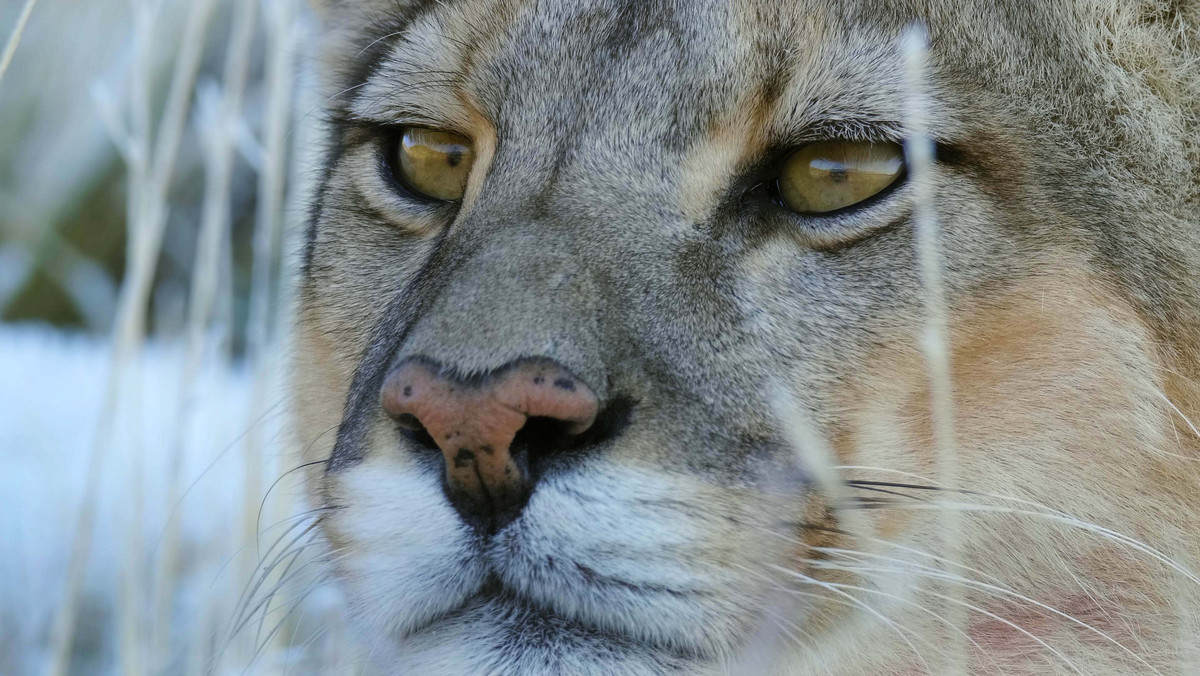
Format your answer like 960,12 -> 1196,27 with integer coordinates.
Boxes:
295,1 -> 1200,673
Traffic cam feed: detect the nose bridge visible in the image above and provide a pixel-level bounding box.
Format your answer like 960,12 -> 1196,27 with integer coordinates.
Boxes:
398,227 -> 608,397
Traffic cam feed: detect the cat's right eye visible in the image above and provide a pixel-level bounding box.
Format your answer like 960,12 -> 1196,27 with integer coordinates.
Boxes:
777,140 -> 904,214
391,127 -> 475,201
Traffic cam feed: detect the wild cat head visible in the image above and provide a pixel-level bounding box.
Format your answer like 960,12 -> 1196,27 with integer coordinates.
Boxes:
292,0 -> 1200,673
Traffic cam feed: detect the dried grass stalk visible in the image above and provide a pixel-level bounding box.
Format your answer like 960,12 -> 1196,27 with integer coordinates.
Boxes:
242,0 -> 300,664
0,0 -> 39,89
902,24 -> 968,676
46,0 -> 218,672
148,0 -> 239,668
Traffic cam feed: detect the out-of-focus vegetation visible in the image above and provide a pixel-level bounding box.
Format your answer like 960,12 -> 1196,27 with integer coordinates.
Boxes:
1,0 -> 281,351
0,1 -> 357,673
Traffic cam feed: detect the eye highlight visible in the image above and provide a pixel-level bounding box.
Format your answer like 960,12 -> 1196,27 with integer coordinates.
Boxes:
777,140 -> 904,214
392,127 -> 475,201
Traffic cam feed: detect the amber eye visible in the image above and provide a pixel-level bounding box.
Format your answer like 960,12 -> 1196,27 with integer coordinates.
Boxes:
777,140 -> 904,214
392,127 -> 475,201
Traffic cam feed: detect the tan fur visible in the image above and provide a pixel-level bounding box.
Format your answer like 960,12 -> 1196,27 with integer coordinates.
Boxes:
817,260 -> 1199,674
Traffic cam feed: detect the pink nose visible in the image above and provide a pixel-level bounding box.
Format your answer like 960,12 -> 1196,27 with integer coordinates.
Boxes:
380,359 -> 599,527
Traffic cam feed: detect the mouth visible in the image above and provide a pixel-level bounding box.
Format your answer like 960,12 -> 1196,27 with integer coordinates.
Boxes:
325,434 -> 794,670
408,576 -> 709,663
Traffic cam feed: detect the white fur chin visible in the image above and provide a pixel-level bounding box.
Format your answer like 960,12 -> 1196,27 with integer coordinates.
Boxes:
357,595 -> 698,675
332,462 -> 490,638
327,458 -> 793,673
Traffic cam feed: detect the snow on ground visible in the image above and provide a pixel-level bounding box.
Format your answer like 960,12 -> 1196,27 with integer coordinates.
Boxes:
0,325 -> 349,674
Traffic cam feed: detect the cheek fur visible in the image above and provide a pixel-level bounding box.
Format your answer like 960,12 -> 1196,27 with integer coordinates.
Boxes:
322,458 -> 489,638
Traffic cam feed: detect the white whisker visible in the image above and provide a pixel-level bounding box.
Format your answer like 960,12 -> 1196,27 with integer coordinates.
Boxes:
865,501 -> 1200,587
920,588 -> 1085,675
796,559 -> 1009,674
813,558 -> 1163,675
837,463 -> 1200,588
751,564 -> 935,673
1157,389 -> 1200,442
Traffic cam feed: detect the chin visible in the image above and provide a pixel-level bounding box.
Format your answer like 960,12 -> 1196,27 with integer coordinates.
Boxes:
318,452 -> 799,675
364,596 -> 699,674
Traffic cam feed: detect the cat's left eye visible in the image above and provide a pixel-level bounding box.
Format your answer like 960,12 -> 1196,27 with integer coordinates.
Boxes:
391,127 -> 475,201
777,140 -> 904,214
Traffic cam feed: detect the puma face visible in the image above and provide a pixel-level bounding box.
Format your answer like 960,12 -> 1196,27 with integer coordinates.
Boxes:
294,0 -> 1200,673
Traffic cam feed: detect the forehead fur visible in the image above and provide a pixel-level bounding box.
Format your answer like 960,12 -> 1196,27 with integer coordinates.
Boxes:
318,0 -> 1199,224
314,0 -> 1200,349
322,0 -> 1200,141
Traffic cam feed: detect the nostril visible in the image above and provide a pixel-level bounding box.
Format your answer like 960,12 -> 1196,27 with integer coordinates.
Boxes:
511,416 -> 574,458
521,396 -> 636,477
577,395 -> 636,447
394,413 -> 423,431
395,417 -> 439,452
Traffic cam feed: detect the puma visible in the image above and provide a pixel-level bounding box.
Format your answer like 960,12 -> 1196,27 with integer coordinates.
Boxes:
292,1 -> 1200,672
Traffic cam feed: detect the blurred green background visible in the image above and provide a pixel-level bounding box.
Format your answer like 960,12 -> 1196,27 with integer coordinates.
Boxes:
0,0 -> 291,353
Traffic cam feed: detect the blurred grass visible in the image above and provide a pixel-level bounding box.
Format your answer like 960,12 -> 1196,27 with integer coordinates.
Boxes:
0,0 -> 351,673
0,0 -> 269,350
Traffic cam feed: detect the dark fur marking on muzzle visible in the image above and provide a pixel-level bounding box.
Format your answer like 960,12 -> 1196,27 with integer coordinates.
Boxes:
325,230 -> 460,473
